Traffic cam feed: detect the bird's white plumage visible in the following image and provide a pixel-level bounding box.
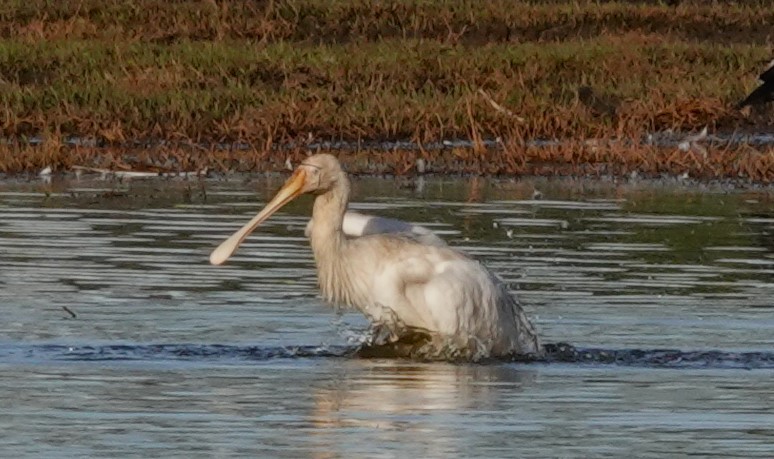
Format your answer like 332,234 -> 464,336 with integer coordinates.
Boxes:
305,211 -> 446,247
210,154 -> 542,359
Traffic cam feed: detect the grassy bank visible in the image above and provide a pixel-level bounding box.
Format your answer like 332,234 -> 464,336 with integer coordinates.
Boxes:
1,0 -> 772,180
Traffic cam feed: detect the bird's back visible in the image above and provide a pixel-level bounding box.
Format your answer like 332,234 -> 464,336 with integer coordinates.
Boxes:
306,211 -> 446,247
341,234 -> 542,357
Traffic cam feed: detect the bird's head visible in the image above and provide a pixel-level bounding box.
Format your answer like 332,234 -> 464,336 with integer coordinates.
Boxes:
294,153 -> 344,195
209,154 -> 344,265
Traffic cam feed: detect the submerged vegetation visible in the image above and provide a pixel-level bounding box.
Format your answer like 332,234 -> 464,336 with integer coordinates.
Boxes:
0,0 -> 772,180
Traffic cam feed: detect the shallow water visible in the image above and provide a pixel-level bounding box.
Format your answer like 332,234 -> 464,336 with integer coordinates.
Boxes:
1,175 -> 772,457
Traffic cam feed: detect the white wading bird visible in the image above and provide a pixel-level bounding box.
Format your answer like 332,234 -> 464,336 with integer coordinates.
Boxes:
210,154 -> 542,358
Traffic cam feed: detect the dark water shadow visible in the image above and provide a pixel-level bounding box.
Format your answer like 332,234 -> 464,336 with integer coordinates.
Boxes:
2,342 -> 772,370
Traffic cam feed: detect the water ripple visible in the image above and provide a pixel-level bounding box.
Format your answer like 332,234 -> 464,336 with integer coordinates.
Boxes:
2,342 -> 772,370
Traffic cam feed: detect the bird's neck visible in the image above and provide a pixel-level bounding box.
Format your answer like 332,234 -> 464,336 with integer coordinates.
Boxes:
309,176 -> 359,306
310,178 -> 349,249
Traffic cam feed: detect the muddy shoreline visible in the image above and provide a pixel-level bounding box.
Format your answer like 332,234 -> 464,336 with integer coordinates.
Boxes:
3,133 -> 773,184
2,150 -> 773,190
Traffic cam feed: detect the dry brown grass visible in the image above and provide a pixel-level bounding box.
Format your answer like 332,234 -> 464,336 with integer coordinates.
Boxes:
4,0 -> 773,44
0,0 -> 772,181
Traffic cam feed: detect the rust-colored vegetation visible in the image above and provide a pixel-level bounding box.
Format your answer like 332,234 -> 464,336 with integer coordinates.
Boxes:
0,0 -> 772,181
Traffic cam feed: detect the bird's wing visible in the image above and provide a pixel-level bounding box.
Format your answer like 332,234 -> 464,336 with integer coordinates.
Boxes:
364,242 -> 484,336
306,211 -> 446,246
376,230 -> 446,247
351,236 -> 542,356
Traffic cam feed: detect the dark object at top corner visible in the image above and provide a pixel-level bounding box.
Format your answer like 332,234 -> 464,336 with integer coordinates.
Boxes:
736,59 -> 774,109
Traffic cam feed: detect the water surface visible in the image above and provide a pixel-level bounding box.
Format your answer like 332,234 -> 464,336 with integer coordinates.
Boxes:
1,175 -> 772,457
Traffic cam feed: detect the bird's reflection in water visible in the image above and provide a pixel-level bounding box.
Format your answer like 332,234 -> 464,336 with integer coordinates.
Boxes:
309,359 -> 537,458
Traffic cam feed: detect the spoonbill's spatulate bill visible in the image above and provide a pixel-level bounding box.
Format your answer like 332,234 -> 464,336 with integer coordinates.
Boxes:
210,154 -> 542,358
